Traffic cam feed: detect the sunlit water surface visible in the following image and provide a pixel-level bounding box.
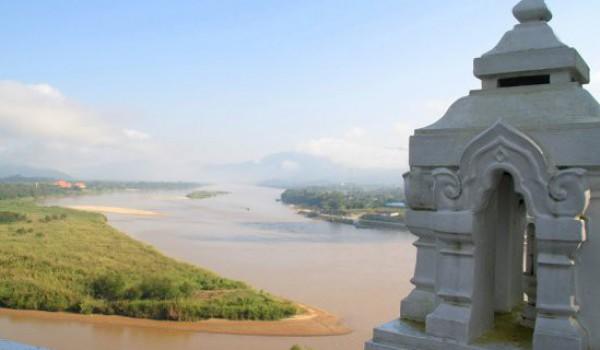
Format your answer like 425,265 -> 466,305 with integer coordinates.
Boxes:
0,185 -> 416,350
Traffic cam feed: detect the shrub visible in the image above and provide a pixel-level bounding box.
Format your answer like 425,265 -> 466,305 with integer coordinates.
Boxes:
91,273 -> 127,300
0,211 -> 27,224
74,297 -> 104,315
137,276 -> 182,300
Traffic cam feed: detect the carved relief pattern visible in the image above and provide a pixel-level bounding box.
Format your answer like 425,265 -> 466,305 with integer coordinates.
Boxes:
420,121 -> 591,218
548,168 -> 590,217
432,168 -> 462,210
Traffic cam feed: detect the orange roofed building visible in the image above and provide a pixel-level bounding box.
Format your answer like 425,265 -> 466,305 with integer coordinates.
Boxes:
54,180 -> 87,189
54,180 -> 72,189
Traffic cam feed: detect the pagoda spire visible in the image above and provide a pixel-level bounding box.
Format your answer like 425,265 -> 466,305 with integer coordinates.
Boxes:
513,0 -> 553,23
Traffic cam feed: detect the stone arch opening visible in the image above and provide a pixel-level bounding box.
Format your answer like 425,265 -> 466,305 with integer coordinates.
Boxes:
472,171 -> 534,342
397,122 -> 590,349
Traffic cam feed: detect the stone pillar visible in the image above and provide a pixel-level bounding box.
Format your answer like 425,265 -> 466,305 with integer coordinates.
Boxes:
521,222 -> 537,328
400,210 -> 437,322
533,217 -> 588,350
425,210 -> 481,343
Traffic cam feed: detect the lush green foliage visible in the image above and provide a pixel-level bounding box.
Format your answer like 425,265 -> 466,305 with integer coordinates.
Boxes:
0,178 -> 202,201
281,186 -> 404,214
0,183 -> 71,200
0,200 -> 298,321
84,180 -> 202,193
186,191 -> 229,200
0,211 -> 27,223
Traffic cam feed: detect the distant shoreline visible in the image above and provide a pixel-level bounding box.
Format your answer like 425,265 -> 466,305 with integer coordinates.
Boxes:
292,206 -> 406,230
0,305 -> 351,337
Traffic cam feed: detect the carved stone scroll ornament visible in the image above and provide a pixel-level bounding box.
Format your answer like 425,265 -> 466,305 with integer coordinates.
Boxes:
431,168 -> 462,210
548,168 -> 590,217
429,121 -> 590,219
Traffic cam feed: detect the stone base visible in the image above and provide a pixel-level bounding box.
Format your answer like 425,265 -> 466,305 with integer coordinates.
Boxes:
365,320 -> 527,350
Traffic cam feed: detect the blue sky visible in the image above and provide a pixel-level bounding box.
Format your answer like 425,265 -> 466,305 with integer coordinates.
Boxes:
0,0 -> 598,180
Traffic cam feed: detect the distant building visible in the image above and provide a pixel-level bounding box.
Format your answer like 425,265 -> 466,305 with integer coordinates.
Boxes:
54,180 -> 72,189
384,201 -> 406,209
74,182 -> 87,189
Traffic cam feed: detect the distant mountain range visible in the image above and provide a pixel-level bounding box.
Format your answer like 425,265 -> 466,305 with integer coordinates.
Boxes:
199,152 -> 405,188
0,162 -> 71,180
0,154 -> 406,187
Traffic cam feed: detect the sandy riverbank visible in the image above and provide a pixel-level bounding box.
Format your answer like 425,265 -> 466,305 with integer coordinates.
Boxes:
65,205 -> 160,217
0,305 -> 351,337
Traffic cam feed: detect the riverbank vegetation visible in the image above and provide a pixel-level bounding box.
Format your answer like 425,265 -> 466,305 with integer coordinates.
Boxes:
281,186 -> 404,213
0,199 -> 298,321
0,176 -> 201,201
186,190 -> 229,200
281,186 -> 406,227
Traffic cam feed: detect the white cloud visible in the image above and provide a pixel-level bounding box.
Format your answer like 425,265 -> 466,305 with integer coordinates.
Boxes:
297,127 -> 409,170
344,127 -> 366,139
123,129 -> 151,141
0,80 -> 162,178
0,81 -> 118,145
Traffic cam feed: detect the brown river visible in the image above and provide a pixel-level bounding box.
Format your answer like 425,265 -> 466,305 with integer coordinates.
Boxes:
0,185 -> 415,350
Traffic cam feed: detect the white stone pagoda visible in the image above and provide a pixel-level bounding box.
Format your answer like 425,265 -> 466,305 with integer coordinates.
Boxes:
366,0 -> 600,349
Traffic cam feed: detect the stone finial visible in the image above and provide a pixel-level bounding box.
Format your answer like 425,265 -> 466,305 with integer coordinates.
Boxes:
513,0 -> 553,23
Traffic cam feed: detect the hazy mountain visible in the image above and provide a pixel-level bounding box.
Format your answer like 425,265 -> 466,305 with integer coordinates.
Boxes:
0,162 -> 71,180
199,152 -> 404,187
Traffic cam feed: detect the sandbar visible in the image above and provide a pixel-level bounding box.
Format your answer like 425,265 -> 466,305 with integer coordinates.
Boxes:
0,305 -> 351,337
66,205 -> 160,217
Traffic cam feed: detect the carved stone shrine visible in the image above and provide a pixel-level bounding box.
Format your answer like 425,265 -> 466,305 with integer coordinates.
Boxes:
366,0 -> 600,349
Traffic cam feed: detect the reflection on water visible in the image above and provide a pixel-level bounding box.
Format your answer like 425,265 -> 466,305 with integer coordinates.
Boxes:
0,185 -> 416,350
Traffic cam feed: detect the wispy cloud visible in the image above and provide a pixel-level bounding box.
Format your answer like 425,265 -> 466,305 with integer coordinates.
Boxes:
123,129 -> 151,141
297,126 -> 409,170
0,80 -> 158,178
0,81 -> 115,145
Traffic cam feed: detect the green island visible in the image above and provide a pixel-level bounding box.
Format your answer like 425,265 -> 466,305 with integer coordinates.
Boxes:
185,190 -> 229,200
280,185 -> 406,229
0,192 -> 298,321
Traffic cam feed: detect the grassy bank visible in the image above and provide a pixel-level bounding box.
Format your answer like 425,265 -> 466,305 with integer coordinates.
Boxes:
0,199 -> 298,321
